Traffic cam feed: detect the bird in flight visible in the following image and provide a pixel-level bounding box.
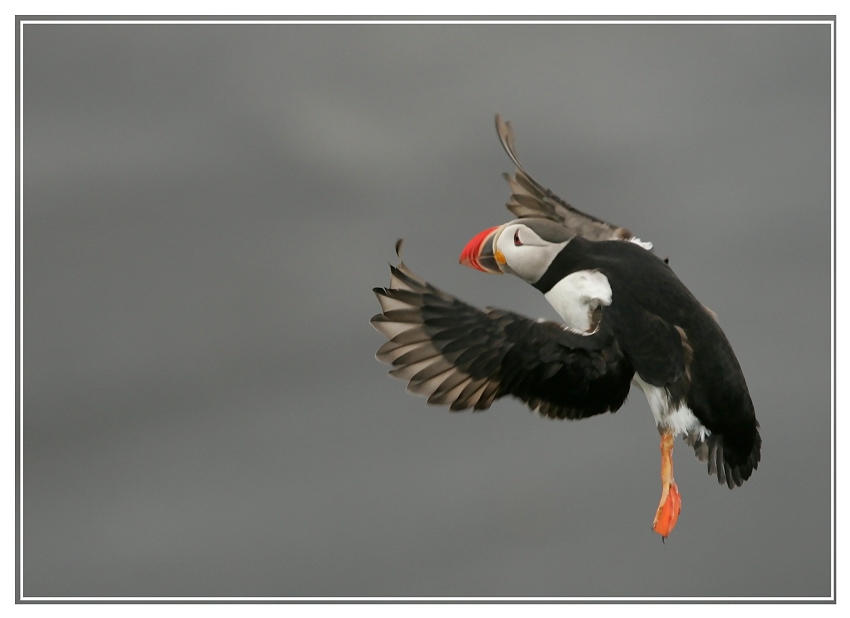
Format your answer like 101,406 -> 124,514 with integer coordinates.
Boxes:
371,115 -> 760,540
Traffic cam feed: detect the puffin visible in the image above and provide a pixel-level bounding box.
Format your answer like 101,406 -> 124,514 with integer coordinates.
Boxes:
371,115 -> 760,539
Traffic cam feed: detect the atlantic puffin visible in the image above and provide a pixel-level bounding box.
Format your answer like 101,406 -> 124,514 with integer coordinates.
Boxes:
371,115 -> 760,539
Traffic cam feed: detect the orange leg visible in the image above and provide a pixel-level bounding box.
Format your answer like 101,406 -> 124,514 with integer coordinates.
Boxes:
652,431 -> 682,540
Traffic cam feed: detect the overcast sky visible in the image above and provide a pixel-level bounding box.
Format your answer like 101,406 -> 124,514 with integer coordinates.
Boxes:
20,20 -> 832,599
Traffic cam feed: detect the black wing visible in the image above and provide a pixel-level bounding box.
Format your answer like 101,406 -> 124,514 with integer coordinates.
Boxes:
495,114 -> 652,248
604,288 -> 691,389
371,248 -> 634,420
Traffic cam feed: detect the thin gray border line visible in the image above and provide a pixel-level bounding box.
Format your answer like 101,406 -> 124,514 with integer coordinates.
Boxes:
15,12 -> 22,607
826,15 -> 837,605
15,15 -> 837,604
13,14 -> 839,21
8,597 -> 836,605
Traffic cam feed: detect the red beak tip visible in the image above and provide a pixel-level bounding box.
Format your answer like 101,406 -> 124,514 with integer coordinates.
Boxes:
459,226 -> 500,272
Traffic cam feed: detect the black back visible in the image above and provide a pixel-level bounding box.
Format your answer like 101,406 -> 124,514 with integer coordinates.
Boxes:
535,238 -> 760,486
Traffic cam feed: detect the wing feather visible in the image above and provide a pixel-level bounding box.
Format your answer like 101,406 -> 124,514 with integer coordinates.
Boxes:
372,251 -> 634,419
495,114 -> 652,249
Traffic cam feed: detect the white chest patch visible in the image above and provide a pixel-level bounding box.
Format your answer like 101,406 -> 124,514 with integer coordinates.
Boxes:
633,375 -> 710,441
544,269 -> 612,334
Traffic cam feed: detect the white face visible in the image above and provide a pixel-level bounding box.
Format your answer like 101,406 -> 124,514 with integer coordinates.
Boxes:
492,222 -> 570,284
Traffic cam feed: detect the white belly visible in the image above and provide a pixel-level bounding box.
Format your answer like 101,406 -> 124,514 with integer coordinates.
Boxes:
633,375 -> 710,440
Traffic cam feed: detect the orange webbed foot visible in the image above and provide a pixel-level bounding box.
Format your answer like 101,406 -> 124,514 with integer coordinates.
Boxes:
652,431 -> 681,541
652,480 -> 681,540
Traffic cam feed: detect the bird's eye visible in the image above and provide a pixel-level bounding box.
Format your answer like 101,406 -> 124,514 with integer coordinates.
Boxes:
513,230 -> 523,246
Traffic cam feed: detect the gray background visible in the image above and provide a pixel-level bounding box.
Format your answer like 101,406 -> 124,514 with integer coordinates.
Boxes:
21,22 -> 832,598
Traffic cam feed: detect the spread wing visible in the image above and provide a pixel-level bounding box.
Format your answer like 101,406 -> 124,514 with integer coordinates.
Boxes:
496,114 -> 652,249
371,244 -> 634,420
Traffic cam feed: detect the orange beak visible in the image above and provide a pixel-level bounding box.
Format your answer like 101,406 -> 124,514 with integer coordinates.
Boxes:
459,226 -> 503,274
